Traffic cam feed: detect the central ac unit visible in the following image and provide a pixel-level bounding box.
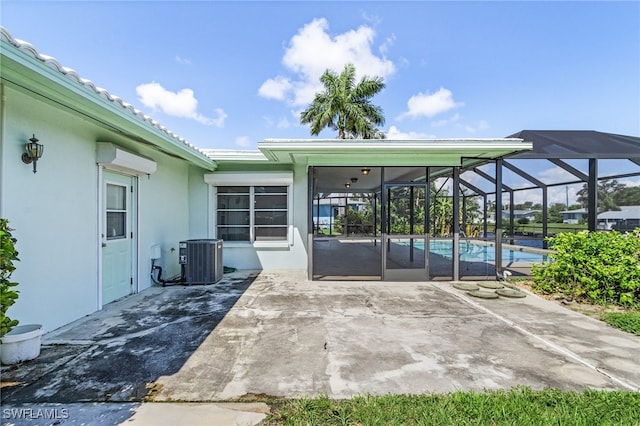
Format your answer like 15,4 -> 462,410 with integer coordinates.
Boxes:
178,239 -> 223,285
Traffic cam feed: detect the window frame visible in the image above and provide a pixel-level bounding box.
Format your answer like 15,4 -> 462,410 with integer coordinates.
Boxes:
206,172 -> 294,247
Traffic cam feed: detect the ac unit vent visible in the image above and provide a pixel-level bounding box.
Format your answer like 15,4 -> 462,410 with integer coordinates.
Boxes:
179,239 -> 223,285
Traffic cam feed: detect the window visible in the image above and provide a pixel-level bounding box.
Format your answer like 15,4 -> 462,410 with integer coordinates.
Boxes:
206,172 -> 293,245
106,183 -> 127,240
254,186 -> 288,241
217,186 -> 250,241
216,185 -> 289,242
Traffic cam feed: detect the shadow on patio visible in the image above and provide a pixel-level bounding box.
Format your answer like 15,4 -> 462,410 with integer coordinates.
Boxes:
0,272 -> 258,404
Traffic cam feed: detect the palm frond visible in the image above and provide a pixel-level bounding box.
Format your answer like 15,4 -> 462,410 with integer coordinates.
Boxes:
300,63 -> 386,139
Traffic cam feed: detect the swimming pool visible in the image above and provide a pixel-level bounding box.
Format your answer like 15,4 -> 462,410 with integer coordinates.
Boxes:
403,240 -> 549,264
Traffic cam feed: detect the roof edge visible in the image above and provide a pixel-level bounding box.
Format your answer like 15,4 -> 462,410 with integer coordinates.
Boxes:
1,26 -> 216,170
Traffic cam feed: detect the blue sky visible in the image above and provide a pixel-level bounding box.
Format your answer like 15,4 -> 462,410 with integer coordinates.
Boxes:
2,1 -> 639,204
3,1 -> 639,148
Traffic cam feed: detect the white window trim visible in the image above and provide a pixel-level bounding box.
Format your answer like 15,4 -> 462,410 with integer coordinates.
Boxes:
206,172 -> 294,247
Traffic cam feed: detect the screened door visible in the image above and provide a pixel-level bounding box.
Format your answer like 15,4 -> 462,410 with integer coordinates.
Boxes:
383,184 -> 428,281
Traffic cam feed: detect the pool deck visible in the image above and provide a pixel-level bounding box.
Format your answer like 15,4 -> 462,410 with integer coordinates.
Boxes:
313,238 -> 547,280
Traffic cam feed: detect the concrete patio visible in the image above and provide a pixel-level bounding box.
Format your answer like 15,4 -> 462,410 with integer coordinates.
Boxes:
2,270 -> 639,423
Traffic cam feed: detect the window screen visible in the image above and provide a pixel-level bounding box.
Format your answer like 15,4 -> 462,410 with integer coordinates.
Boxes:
217,185 -> 288,242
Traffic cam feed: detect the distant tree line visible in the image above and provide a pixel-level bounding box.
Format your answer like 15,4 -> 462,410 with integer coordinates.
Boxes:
576,179 -> 640,213
504,179 -> 640,225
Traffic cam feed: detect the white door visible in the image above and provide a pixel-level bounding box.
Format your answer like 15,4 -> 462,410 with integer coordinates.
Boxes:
102,171 -> 135,305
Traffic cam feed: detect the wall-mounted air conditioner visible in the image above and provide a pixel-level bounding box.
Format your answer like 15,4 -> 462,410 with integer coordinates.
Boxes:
178,239 -> 223,285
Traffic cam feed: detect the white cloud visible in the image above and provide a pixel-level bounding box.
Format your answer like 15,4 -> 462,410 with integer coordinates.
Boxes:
431,113 -> 461,128
262,114 -> 298,129
539,165 -> 578,184
259,18 -> 396,106
386,125 -> 436,140
136,82 -> 227,127
463,120 -> 490,133
258,76 -> 292,101
277,117 -> 293,129
379,34 -> 396,56
262,116 -> 275,128
399,87 -> 463,119
175,56 -> 191,65
235,136 -> 251,147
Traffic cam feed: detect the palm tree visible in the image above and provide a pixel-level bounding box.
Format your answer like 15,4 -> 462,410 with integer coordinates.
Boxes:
300,63 -> 386,139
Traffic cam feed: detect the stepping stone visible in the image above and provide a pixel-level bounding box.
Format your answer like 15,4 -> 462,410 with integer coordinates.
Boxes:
496,288 -> 526,298
478,282 -> 504,289
467,290 -> 499,299
452,282 -> 479,291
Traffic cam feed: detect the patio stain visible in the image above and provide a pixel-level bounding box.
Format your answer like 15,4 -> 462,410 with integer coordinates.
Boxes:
0,274 -> 258,404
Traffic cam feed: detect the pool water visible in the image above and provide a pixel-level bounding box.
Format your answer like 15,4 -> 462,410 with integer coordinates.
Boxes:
410,240 -> 549,263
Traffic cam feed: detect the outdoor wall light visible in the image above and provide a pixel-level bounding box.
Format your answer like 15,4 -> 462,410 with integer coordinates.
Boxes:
361,168 -> 370,175
21,134 -> 44,173
345,182 -> 351,189
350,177 -> 358,183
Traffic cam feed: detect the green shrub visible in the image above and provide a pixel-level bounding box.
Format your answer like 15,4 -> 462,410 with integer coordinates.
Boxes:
532,229 -> 640,307
334,208 -> 376,235
601,311 -> 640,335
1,218 -> 20,337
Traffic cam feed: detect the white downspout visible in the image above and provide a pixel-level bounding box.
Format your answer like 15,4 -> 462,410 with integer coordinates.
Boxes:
0,83 -> 6,216
97,165 -> 103,309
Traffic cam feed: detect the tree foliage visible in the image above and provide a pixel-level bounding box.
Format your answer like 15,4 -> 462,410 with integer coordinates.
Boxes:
300,63 -> 386,139
547,203 -> 568,223
576,179 -> 640,213
333,182 -> 482,237
1,219 -> 20,337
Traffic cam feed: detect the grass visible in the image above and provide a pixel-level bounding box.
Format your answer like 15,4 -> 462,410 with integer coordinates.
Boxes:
264,388 -> 640,425
601,311 -> 640,335
487,222 -> 587,236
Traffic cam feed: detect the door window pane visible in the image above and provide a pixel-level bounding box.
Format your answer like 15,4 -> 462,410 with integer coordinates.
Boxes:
106,183 -> 126,240
106,212 -> 126,239
107,184 -> 126,210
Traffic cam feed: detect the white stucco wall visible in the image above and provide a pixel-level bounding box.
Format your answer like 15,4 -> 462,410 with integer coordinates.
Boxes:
0,85 -> 209,332
188,165 -> 210,240
1,85 -> 100,332
135,150 -> 204,291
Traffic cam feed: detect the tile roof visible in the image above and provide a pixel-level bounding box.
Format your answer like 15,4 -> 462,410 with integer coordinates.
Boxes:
1,27 -> 208,157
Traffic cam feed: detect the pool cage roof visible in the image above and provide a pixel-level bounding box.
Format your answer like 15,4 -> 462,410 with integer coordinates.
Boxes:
460,130 -> 640,236
314,130 -> 640,238
508,130 -> 640,160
